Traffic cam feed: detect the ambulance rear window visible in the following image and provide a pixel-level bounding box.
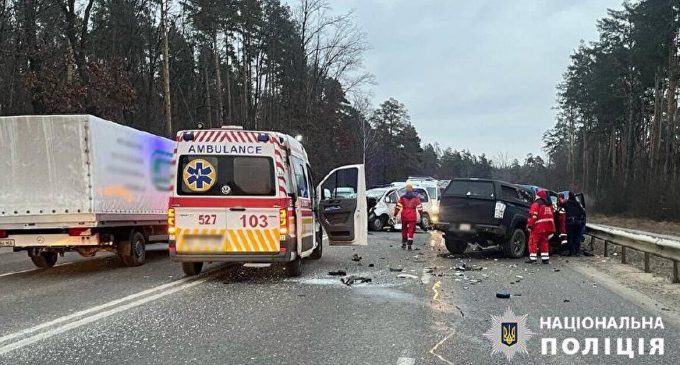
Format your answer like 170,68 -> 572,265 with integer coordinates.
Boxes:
177,155 -> 275,196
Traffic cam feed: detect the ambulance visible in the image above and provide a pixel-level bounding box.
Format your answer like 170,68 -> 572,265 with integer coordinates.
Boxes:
168,126 -> 367,276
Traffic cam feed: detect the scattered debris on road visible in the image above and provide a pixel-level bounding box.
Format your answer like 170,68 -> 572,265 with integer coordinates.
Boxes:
368,263 -> 375,267
328,270 -> 347,276
341,275 -> 372,286
389,267 -> 403,272
397,273 -> 419,279
352,254 -> 362,262
496,291 -> 511,299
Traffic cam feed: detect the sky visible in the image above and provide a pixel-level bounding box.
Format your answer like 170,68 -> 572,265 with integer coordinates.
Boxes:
327,0 -> 624,162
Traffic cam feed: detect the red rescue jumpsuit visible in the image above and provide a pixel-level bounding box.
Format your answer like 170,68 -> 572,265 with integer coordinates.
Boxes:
557,198 -> 567,245
394,192 -> 423,244
527,190 -> 556,262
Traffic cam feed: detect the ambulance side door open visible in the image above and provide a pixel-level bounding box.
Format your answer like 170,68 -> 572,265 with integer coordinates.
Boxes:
316,164 -> 368,246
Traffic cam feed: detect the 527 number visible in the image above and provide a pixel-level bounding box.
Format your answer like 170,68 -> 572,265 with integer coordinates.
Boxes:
239,214 -> 268,228
198,214 -> 217,225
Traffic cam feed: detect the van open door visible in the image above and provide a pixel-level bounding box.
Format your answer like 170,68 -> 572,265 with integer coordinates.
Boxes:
316,164 -> 367,246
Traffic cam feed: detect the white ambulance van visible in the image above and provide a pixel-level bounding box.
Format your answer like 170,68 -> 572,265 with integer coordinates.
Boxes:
168,126 -> 367,276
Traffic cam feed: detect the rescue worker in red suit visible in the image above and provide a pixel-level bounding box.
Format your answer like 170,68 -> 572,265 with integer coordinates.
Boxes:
526,189 -> 556,264
394,184 -> 423,250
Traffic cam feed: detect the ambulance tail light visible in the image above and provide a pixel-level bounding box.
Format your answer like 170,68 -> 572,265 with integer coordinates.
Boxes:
167,208 -> 176,239
0,230 -> 7,239
279,208 -> 288,238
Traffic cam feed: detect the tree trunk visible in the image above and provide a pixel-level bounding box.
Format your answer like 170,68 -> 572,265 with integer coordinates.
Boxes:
213,32 -> 223,124
161,0 -> 172,136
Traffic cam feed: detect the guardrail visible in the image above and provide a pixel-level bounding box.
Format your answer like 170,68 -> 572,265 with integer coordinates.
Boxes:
585,223 -> 680,283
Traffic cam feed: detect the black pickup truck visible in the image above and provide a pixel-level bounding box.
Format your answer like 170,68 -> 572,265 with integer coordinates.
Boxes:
435,178 -> 534,258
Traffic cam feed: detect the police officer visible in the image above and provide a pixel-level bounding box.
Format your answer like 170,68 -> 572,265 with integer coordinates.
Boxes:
526,190 -> 556,264
394,184 -> 423,250
563,192 -> 586,256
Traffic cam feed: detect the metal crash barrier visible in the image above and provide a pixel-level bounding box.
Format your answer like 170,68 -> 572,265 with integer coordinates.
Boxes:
585,223 -> 680,284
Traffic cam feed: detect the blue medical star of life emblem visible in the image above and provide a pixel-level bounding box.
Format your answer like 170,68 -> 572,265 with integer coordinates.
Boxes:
183,159 -> 216,192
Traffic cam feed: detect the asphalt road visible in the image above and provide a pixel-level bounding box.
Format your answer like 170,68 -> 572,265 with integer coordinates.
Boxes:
0,231 -> 678,365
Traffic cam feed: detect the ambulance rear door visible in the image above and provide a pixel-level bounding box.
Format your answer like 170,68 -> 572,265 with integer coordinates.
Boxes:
174,133 -> 282,255
316,164 -> 367,246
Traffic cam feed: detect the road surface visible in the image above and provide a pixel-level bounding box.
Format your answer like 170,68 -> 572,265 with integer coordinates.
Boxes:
0,231 -> 678,364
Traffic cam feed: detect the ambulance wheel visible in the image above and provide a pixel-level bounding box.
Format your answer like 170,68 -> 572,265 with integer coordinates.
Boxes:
285,256 -> 303,277
181,262 -> 203,276
119,230 -> 146,267
310,227 -> 323,260
444,237 -> 467,254
369,215 -> 385,231
29,251 -> 58,268
503,228 -> 527,258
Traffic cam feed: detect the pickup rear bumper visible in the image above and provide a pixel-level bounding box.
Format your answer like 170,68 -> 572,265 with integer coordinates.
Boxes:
437,223 -> 506,240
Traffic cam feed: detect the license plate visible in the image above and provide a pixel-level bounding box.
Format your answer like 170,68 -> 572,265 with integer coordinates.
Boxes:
459,224 -> 471,231
0,239 -> 15,247
182,236 -> 224,253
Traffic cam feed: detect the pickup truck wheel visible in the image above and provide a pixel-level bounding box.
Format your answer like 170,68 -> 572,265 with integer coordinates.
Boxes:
181,262 -> 203,276
444,237 -> 467,254
369,215 -> 385,231
420,214 -> 431,231
503,229 -> 527,258
309,225 -> 323,260
285,256 -> 303,277
119,230 -> 146,267
29,252 -> 58,268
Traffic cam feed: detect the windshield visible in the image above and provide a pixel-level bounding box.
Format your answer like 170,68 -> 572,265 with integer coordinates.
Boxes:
177,155 -> 275,196
397,187 -> 429,202
426,187 -> 438,200
444,180 -> 494,198
367,188 -> 388,198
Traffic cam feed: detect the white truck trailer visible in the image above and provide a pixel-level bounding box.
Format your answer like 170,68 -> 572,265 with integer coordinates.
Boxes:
0,115 -> 173,268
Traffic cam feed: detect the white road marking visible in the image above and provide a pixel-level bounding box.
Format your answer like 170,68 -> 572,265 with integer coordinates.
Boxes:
397,357 -> 415,365
0,269 -> 218,348
429,331 -> 455,365
0,275 -> 210,355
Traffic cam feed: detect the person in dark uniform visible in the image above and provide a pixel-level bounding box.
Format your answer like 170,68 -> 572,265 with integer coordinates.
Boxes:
563,192 -> 586,256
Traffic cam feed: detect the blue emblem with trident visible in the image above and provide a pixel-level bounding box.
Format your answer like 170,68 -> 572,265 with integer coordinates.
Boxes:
183,159 -> 217,192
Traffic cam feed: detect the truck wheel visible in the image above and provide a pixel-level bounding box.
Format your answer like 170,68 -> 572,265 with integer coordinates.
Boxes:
29,252 -> 58,268
181,262 -> 203,276
503,229 -> 527,258
444,237 -> 467,254
420,214 -> 431,231
285,256 -> 303,277
119,230 -> 146,267
309,225 -> 323,260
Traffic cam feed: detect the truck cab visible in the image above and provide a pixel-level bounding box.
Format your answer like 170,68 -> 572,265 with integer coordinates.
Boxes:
436,178 -> 533,258
168,127 -> 367,276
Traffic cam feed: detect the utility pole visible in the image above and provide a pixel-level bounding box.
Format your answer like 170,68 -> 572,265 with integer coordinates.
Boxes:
161,0 -> 172,136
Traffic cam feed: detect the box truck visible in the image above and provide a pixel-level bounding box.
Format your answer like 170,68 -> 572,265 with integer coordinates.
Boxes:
0,115 -> 173,268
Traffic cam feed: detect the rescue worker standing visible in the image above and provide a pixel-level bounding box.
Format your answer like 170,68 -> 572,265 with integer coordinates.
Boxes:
526,190 -> 556,264
394,184 -> 423,250
564,192 -> 586,256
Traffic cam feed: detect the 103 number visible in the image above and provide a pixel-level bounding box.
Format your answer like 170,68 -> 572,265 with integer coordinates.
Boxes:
239,214 -> 268,228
